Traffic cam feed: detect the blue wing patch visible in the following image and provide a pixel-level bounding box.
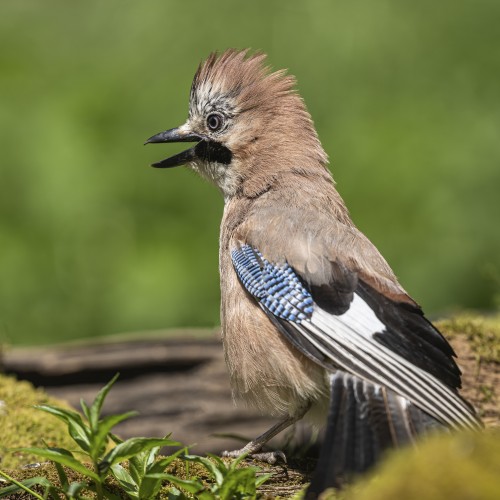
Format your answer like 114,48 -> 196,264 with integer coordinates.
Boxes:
231,245 -> 314,322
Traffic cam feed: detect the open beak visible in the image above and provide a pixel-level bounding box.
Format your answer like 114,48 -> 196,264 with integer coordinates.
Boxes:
144,126 -> 203,168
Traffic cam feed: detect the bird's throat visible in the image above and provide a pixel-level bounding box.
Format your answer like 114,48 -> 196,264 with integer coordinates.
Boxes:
195,140 -> 232,165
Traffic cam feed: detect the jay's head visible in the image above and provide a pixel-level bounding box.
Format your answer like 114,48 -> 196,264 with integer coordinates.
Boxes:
146,49 -> 327,199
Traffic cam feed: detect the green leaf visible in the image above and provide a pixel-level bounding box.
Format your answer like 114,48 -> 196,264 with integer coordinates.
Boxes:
80,399 -> 91,423
53,461 -> 69,489
145,446 -> 161,468
129,437 -> 168,481
206,453 -> 228,472
20,447 -> 100,482
149,447 -> 186,474
100,488 -> 124,500
84,482 -> 123,500
145,474 -> 205,495
227,451 -> 250,469
66,481 -> 91,497
255,473 -> 273,488
35,404 -> 86,428
0,476 -> 51,499
109,432 -> 124,444
198,492 -> 216,500
89,373 -> 120,431
36,404 -> 91,454
111,463 -> 136,485
218,468 -> 257,500
166,487 -> 189,500
46,483 -> 64,500
68,419 -> 91,453
101,438 -> 180,471
139,448 -> 186,499
184,455 -> 224,486
137,475 -> 163,500
111,464 -> 139,498
90,411 -> 138,461
128,452 -> 148,487
128,440 -> 166,487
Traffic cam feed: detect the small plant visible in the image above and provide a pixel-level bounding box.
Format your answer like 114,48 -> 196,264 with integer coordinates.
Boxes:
110,434 -> 187,499
0,374 -> 179,499
0,374 -> 272,499
151,453 -> 272,500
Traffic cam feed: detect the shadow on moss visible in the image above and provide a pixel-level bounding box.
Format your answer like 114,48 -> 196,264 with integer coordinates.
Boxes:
320,430 -> 500,500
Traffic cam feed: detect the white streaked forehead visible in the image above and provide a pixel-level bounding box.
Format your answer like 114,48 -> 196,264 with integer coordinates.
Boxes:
189,80 -> 238,119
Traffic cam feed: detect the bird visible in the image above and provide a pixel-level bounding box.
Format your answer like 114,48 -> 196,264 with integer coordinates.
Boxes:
145,49 -> 482,496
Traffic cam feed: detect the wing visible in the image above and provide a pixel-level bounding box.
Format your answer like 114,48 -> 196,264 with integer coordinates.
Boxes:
231,244 -> 481,431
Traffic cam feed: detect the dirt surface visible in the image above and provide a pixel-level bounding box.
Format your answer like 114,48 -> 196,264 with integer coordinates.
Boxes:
446,335 -> 499,427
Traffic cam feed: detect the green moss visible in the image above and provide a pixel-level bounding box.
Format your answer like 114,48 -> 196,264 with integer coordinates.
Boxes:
332,430 -> 500,500
0,374 -> 75,468
437,313 -> 500,363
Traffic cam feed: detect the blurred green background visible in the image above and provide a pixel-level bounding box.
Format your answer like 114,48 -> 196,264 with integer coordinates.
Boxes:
0,0 -> 499,345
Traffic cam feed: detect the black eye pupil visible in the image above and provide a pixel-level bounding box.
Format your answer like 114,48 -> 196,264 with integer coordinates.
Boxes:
207,114 -> 222,131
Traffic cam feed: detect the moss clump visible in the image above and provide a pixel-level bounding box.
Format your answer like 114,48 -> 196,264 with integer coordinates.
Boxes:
320,430 -> 500,500
437,313 -> 500,363
0,374 -> 75,469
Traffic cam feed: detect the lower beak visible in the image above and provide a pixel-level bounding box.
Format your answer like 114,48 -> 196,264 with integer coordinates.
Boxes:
144,126 -> 203,168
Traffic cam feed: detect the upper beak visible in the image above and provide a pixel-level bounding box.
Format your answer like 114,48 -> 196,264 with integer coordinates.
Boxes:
144,126 -> 203,168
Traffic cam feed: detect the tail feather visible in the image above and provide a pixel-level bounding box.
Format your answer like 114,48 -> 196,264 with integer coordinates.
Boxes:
407,402 -> 444,435
306,371 -> 444,497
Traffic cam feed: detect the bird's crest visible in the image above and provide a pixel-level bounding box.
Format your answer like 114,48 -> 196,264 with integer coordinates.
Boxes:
190,49 -> 297,114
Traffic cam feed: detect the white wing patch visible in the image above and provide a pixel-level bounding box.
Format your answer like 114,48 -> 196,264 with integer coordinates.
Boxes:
293,293 -> 480,430
336,293 -> 386,337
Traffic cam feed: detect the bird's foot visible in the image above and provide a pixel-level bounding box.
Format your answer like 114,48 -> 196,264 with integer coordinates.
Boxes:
222,448 -> 286,464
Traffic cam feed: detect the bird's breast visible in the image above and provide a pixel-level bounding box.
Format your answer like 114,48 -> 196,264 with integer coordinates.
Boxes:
218,227 -> 329,418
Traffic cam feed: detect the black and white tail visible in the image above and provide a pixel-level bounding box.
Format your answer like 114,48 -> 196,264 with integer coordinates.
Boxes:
306,371 -> 444,496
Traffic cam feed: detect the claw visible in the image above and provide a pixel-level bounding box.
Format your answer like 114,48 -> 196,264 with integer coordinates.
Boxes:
222,449 -> 287,464
251,450 -> 287,464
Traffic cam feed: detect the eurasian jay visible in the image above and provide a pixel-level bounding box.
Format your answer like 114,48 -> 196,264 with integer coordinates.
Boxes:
145,49 -> 481,495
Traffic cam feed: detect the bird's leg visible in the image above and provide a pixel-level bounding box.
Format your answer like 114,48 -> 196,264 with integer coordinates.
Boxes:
222,401 -> 311,464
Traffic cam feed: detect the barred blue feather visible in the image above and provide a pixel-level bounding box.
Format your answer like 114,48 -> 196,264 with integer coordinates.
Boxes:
231,245 -> 314,322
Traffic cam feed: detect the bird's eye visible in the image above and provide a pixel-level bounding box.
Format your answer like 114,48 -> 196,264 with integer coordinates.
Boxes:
207,113 -> 224,132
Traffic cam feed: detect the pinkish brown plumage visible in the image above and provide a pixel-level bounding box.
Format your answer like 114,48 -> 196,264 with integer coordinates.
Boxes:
146,49 -> 481,494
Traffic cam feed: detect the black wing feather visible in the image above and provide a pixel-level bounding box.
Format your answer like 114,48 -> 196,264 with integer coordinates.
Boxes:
356,280 -> 461,389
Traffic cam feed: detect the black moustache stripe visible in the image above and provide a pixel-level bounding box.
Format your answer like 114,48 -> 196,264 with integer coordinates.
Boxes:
195,141 -> 232,165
